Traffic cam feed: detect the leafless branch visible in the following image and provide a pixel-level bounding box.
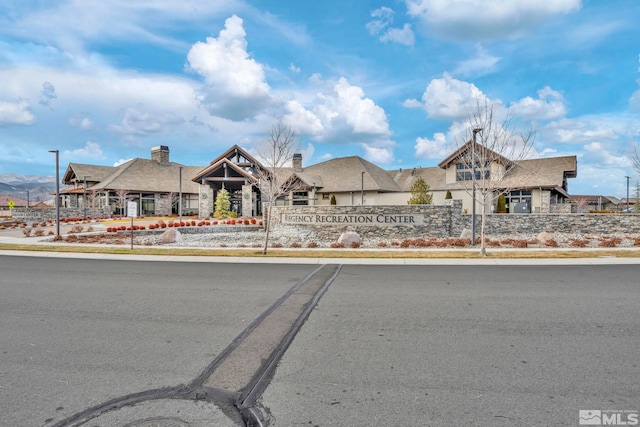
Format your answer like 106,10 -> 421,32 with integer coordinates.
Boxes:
253,121 -> 300,254
455,99 -> 537,255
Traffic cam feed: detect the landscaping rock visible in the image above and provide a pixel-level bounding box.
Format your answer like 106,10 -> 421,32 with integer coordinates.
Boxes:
536,231 -> 554,244
337,231 -> 361,247
460,228 -> 472,239
160,228 -> 182,244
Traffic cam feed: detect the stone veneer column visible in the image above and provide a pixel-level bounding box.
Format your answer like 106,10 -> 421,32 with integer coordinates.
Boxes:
198,184 -> 214,219
155,193 -> 172,216
540,190 -> 551,213
242,184 -> 253,217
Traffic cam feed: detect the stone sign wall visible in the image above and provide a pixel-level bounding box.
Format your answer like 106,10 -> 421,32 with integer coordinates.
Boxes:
271,201 -> 463,241
10,207 -> 112,221
271,202 -> 640,242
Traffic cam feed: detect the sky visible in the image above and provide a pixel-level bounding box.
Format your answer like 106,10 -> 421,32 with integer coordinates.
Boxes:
1,0 -> 639,197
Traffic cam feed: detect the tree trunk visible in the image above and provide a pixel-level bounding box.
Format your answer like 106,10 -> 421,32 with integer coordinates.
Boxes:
480,203 -> 487,257
262,203 -> 272,255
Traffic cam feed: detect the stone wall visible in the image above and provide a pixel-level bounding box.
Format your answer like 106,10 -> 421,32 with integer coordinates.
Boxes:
271,201 -> 463,241
10,207 -> 112,221
271,202 -> 640,242
482,213 -> 640,235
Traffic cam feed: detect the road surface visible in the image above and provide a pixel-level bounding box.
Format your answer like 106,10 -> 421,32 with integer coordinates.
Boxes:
1,255 -> 638,426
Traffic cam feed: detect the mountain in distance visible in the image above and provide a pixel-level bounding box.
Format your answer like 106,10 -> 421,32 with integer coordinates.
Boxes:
0,174 -> 58,204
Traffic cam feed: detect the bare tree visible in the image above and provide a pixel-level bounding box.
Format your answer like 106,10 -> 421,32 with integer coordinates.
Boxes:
167,192 -> 180,214
253,121 -> 299,255
85,189 -> 97,208
455,100 -> 535,256
113,189 -> 131,217
632,144 -> 640,177
573,197 -> 589,213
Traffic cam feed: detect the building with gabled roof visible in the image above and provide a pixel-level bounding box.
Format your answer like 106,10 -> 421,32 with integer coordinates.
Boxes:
62,146 -> 203,216
60,142 -> 578,218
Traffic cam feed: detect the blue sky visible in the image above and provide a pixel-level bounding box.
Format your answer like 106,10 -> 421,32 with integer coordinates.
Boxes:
1,0 -> 639,197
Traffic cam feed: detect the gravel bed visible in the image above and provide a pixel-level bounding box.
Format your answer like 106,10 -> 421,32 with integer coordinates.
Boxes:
157,231 -> 640,249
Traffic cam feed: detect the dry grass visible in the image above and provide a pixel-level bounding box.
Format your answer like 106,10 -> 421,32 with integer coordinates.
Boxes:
1,242 -> 640,259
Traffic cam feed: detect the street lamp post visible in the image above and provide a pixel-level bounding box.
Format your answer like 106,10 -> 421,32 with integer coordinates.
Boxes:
48,150 -> 60,238
179,166 -> 183,223
471,128 -> 483,246
25,190 -> 29,208
625,176 -> 630,212
83,175 -> 91,219
361,171 -> 365,205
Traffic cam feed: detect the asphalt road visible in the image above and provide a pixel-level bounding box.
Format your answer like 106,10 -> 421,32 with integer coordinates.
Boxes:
0,256 -> 317,426
1,256 -> 639,426
262,265 -> 640,426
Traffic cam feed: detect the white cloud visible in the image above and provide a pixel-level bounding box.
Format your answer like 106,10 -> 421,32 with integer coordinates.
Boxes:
63,141 -> 105,160
0,99 -> 36,126
284,100 -> 324,136
405,73 -> 495,119
402,98 -> 423,108
453,46 -> 501,77
539,147 -> 558,157
631,85 -> 640,112
334,77 -> 390,135
289,63 -> 301,73
1,1 -> 238,55
414,132 -> 451,160
186,15 -> 272,121
543,118 -> 619,144
380,24 -> 415,46
39,82 -> 57,107
109,106 -> 185,137
366,7 -> 415,46
571,163 -> 625,194
361,144 -> 395,164
114,158 -> 133,167
404,0 -> 582,40
69,116 -> 94,130
510,86 -> 567,120
583,142 -> 632,168
285,76 -> 392,147
0,64 -> 199,119
366,7 -> 395,35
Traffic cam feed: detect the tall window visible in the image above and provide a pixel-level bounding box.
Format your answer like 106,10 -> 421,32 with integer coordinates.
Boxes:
456,162 -> 490,181
183,194 -> 198,209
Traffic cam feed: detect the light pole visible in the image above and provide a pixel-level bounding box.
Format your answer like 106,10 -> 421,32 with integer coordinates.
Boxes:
361,171 -> 365,205
179,166 -> 183,223
83,175 -> 91,219
24,190 -> 29,207
471,128 -> 483,246
48,150 -> 60,238
625,176 -> 630,212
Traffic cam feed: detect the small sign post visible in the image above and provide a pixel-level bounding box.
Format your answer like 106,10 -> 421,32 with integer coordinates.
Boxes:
7,200 -> 15,217
127,201 -> 137,250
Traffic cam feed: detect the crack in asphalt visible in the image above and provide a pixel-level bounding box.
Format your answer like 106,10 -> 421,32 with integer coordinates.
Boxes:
50,264 -> 342,427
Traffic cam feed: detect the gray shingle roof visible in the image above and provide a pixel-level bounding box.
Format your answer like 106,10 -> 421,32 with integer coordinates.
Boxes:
302,156 -> 402,193
389,155 -> 578,193
88,160 -> 203,193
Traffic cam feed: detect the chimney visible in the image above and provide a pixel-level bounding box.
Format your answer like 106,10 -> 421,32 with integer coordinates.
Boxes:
293,153 -> 302,172
151,145 -> 170,166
